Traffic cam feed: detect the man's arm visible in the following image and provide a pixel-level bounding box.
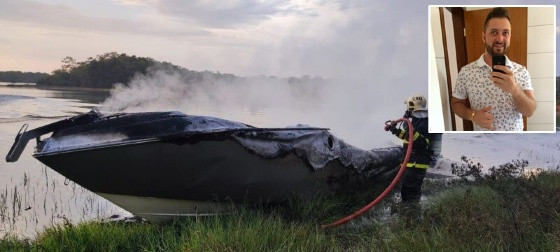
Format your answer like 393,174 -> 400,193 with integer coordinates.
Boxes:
450,97 -> 476,121
511,89 -> 537,117
492,65 -> 537,117
451,97 -> 496,130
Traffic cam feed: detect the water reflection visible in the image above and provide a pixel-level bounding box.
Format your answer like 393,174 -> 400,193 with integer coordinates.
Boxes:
37,87 -> 110,105
0,84 -> 122,238
0,83 -> 110,105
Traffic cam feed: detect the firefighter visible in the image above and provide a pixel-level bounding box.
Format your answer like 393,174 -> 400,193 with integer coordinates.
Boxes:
385,94 -> 435,209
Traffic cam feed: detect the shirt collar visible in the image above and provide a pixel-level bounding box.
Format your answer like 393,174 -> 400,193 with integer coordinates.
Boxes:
476,54 -> 513,69
412,110 -> 428,118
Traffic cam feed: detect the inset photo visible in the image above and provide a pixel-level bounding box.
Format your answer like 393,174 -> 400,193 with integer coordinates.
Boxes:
428,6 -> 556,132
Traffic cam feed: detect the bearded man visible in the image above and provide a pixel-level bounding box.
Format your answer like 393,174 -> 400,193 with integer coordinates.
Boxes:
451,7 -> 536,131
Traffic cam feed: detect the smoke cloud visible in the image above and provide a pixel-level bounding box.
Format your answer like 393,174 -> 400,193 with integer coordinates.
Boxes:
100,65 -> 401,149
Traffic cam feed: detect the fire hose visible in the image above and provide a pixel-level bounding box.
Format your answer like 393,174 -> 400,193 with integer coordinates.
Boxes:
321,117 -> 413,229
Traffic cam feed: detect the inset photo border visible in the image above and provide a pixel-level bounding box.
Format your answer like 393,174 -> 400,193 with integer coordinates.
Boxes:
428,5 -> 556,133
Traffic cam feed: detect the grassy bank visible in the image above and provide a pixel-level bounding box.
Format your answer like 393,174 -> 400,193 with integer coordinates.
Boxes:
2,162 -> 559,251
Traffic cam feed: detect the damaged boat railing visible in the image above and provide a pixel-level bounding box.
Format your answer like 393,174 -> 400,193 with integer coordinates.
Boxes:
6,110 -> 122,163
6,118 -> 76,163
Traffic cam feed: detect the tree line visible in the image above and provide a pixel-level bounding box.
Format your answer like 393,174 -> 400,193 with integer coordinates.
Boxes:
36,52 -> 160,88
2,53 -> 558,101
32,52 -> 243,88
0,71 -> 49,84
0,52 -> 324,90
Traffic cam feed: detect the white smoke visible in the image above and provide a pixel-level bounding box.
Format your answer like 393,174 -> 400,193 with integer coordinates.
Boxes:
100,66 -> 401,149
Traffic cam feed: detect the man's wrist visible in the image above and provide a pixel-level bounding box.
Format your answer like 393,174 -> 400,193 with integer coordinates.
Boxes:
471,110 -> 477,123
510,86 -> 523,97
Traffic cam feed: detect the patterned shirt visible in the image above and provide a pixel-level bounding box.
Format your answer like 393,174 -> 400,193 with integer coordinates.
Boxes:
453,54 -> 533,131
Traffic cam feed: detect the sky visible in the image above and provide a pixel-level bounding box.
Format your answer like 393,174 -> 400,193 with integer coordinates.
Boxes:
0,0 -> 558,149
0,0 -> 401,78
1,0 -> 557,79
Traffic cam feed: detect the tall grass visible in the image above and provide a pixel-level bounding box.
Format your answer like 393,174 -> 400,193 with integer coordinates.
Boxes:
22,208 -> 339,251
1,160 -> 559,251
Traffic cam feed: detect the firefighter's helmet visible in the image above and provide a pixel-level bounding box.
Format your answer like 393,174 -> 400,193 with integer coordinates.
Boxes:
405,94 -> 427,112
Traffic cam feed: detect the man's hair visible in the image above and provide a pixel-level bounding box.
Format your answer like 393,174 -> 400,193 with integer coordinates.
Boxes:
483,7 -> 511,32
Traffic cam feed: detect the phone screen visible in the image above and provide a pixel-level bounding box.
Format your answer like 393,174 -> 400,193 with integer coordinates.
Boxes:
492,55 -> 506,74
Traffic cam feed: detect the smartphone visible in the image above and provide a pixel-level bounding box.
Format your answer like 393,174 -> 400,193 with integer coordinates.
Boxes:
492,55 -> 506,74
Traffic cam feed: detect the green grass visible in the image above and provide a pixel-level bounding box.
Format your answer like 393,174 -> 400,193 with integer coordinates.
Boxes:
2,165 -> 559,251
20,208 -> 340,251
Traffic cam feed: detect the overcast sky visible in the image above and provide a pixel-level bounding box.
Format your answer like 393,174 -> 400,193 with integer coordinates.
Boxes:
0,0 -> 558,148
1,0 -> 557,79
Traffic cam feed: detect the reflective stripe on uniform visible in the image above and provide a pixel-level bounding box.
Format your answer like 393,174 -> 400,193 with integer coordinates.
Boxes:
413,131 -> 420,141
406,163 -> 429,169
398,130 -> 405,139
402,133 -> 430,148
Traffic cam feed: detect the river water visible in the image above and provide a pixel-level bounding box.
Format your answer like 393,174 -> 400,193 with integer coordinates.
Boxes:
0,83 -> 131,238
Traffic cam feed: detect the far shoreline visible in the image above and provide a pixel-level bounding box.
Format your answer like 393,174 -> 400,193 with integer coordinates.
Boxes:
1,82 -> 112,92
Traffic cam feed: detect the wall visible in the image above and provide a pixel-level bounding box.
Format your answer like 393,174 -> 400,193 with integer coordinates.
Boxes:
526,7 -> 556,131
429,7 -> 457,132
428,7 -> 445,132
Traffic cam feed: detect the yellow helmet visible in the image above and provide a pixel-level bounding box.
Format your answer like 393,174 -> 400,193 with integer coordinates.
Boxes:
405,94 -> 427,112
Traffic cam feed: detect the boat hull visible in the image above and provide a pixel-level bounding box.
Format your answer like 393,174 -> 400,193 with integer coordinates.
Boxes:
35,137 -> 380,221
97,192 -> 234,222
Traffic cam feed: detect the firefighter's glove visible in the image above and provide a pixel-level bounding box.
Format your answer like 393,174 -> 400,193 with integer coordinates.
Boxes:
384,124 -> 393,131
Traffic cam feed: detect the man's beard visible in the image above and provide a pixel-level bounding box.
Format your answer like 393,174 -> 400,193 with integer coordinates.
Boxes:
485,41 -> 508,56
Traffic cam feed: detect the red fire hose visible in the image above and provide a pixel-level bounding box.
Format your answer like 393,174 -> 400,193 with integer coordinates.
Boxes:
321,117 -> 414,229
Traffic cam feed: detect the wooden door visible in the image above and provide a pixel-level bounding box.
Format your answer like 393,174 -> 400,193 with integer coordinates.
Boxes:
463,7 -> 528,130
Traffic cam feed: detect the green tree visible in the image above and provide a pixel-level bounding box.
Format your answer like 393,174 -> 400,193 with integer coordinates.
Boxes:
37,52 -> 158,88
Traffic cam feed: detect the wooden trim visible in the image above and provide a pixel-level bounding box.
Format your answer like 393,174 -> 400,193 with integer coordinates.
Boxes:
439,7 -> 456,131
451,7 -> 473,131
443,7 -> 473,131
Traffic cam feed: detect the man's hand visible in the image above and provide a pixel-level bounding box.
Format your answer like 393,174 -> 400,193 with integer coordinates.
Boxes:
491,65 -> 521,96
473,106 -> 496,130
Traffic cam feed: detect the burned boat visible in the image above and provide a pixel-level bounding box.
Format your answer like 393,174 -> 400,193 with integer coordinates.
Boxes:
6,109 -> 402,222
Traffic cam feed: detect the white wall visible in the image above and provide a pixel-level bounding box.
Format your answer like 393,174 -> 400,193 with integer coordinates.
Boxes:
429,7 -> 446,132
526,7 -> 556,131
428,7 -> 456,132
429,8 -> 445,132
